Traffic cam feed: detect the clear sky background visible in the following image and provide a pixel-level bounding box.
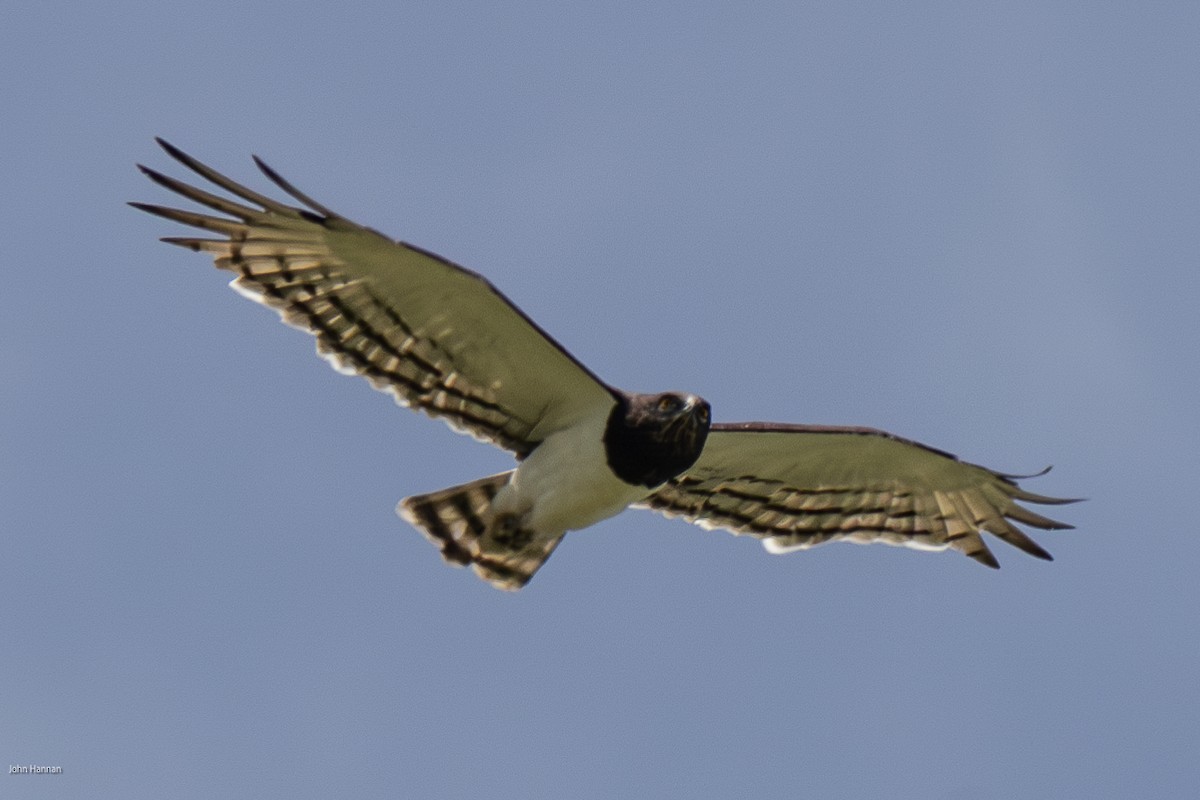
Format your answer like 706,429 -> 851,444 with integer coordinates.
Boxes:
3,3 -> 1197,798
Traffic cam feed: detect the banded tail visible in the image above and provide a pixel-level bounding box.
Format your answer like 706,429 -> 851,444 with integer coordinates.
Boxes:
398,472 -> 564,591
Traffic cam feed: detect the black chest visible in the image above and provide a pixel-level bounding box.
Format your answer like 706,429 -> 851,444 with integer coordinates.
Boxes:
602,394 -> 710,488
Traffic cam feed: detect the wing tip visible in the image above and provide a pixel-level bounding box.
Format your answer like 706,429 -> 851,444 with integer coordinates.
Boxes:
159,236 -> 213,252
968,546 -> 1002,569
999,465 -> 1083,506
999,464 -> 1055,480
154,136 -> 192,166
1019,540 -> 1055,562
250,153 -> 339,220
128,200 -> 180,221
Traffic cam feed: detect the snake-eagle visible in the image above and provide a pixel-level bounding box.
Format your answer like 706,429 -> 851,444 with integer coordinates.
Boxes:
133,140 -> 1076,590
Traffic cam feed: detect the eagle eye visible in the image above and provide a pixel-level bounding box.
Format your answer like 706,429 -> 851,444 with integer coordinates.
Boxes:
657,395 -> 681,413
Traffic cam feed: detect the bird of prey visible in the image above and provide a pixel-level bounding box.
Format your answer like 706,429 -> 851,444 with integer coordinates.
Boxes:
133,140 -> 1076,590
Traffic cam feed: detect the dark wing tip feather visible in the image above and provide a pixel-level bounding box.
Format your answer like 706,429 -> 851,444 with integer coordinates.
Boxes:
159,236 -> 218,251
1005,502 -> 1075,531
999,464 -> 1055,480
998,466 -> 1085,506
970,548 -> 1002,569
153,136 -> 189,163
135,165 -> 186,199
152,137 -> 293,214
127,201 -> 186,221
251,154 -> 340,220
1000,524 -> 1056,561
154,138 -> 229,184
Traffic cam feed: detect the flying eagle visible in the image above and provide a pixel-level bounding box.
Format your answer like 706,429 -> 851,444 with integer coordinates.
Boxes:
133,140 -> 1076,590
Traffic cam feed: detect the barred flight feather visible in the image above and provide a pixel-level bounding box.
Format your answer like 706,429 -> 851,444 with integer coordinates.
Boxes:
638,426 -> 1076,568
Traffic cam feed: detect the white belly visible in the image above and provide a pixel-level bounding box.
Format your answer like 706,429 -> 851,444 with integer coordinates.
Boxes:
493,410 -> 652,535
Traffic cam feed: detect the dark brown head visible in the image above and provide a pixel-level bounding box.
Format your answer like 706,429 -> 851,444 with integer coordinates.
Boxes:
603,391 -> 711,488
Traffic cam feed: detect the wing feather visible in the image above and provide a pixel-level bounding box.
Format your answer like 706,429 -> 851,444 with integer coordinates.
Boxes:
133,140 -> 616,455
638,423 -> 1077,568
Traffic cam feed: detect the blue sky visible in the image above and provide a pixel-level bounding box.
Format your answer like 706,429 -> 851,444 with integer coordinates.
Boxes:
3,3 -> 1198,798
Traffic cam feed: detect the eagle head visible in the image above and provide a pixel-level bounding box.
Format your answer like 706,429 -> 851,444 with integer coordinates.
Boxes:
603,391 -> 711,488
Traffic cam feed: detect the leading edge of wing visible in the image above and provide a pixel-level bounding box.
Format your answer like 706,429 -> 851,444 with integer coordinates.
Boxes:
710,421 -> 1081,503
398,238 -> 622,406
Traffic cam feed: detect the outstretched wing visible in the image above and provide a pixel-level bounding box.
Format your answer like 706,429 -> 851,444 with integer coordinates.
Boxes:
133,139 -> 617,455
638,422 -> 1077,568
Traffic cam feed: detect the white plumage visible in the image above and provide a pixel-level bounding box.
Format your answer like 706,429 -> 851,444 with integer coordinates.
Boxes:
499,413 -> 653,535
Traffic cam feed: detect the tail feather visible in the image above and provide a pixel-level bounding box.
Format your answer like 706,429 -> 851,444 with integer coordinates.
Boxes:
397,472 -> 563,591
